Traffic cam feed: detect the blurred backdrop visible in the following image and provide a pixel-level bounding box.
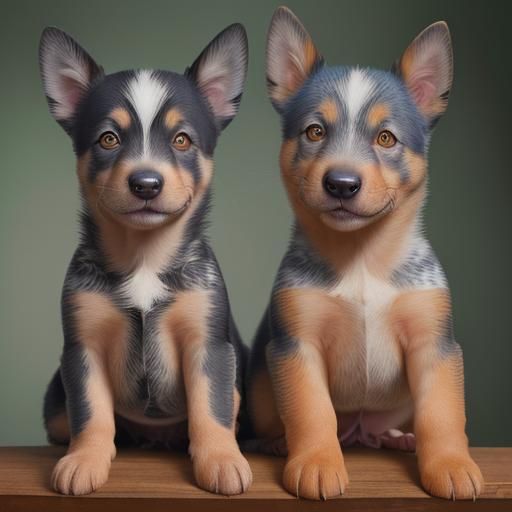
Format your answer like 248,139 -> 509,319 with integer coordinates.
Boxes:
0,0 -> 511,446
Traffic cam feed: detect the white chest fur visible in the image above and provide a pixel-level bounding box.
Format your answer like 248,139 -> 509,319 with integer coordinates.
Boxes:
328,262 -> 410,411
122,261 -> 169,311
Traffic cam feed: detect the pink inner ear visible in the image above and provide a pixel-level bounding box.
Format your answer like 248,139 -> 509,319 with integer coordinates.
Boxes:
61,75 -> 84,111
407,55 -> 441,111
200,77 -> 233,119
284,52 -> 304,95
409,73 -> 437,110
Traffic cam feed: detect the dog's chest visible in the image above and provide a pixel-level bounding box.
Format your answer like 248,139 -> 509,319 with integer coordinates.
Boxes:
122,262 -> 170,311
327,264 -> 410,411
111,265 -> 187,423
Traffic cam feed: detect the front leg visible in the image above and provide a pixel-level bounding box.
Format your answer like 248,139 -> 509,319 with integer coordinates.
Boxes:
392,289 -> 484,500
52,291 -> 121,495
267,288 -> 349,500
172,289 -> 252,495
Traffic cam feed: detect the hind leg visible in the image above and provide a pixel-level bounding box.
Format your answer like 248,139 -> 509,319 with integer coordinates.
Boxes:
337,407 -> 416,452
44,369 -> 70,445
246,367 -> 287,456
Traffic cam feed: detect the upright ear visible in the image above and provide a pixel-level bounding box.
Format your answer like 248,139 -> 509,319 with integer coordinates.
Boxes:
39,27 -> 104,133
393,22 -> 453,125
186,23 -> 248,130
266,6 -> 323,111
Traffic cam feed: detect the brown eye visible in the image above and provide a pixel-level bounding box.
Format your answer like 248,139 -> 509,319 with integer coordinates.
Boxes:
99,131 -> 120,149
306,124 -> 325,142
377,130 -> 397,148
172,132 -> 191,151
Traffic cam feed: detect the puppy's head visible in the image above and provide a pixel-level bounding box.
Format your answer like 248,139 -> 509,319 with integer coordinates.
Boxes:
267,7 -> 452,232
39,25 -> 248,230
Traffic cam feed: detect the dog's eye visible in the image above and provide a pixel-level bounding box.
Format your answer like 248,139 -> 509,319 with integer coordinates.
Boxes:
377,130 -> 397,148
99,131 -> 120,150
305,124 -> 325,142
172,132 -> 192,151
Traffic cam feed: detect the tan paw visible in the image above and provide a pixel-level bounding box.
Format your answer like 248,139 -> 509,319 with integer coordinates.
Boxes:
51,450 -> 112,495
283,450 -> 349,500
420,453 -> 484,500
193,449 -> 253,496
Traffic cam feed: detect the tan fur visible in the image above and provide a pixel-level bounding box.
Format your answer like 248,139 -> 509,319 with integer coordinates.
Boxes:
284,127 -> 430,269
399,47 -> 414,85
390,288 -> 451,348
272,129 -> 483,500
72,292 -> 128,399
285,170 -> 426,278
52,341 -> 116,495
399,48 -> 448,119
136,288 -> 253,495
265,19 -> 478,499
279,139 -> 298,179
109,107 -> 131,129
303,39 -> 319,77
319,98 -> 338,124
46,411 -> 70,444
269,341 -> 348,499
279,139 -> 428,276
367,103 -> 389,128
165,108 -> 183,130
390,288 -> 483,499
73,292 -> 127,357
271,35 -> 320,104
248,369 -> 283,439
76,151 -> 91,184
276,288 -> 356,353
283,152 -> 398,221
276,287 -> 377,411
165,289 -> 211,348
77,154 -> 212,274
269,290 -> 353,497
174,289 -> 252,495
403,149 -> 427,193
78,156 -> 194,234
51,292 -> 125,495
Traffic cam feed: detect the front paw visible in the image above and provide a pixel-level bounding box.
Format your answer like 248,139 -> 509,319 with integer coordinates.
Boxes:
192,449 -> 253,496
420,453 -> 484,500
283,449 -> 349,500
51,450 -> 112,495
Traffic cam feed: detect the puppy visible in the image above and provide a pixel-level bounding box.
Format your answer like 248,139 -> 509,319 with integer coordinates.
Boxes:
39,24 -> 251,496
247,7 -> 483,501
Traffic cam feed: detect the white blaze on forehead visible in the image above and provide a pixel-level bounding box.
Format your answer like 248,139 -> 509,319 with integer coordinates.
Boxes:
124,70 -> 169,157
344,68 -> 375,122
334,68 -> 376,153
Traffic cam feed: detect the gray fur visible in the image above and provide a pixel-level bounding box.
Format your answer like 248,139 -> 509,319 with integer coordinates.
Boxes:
41,24 -> 249,445
391,238 -> 448,289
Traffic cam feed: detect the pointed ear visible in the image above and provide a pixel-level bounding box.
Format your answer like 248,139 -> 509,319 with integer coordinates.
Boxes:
393,21 -> 453,125
186,23 -> 248,130
266,6 -> 323,111
39,27 -> 104,133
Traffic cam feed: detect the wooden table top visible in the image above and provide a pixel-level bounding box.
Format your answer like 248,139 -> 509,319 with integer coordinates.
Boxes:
0,446 -> 511,511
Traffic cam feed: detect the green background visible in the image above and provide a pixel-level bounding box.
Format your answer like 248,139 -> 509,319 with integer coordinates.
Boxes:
0,0 -> 510,446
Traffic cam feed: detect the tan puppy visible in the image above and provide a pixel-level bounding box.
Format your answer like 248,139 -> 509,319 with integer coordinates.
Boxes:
247,7 -> 483,501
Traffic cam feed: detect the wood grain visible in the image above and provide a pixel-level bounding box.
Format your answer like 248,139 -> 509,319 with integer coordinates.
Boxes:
0,446 -> 510,511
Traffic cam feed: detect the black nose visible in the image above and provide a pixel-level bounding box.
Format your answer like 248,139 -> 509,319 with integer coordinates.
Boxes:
128,170 -> 163,200
323,170 -> 362,200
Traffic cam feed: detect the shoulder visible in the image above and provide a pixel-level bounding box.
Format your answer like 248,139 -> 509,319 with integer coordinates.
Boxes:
391,236 -> 447,290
